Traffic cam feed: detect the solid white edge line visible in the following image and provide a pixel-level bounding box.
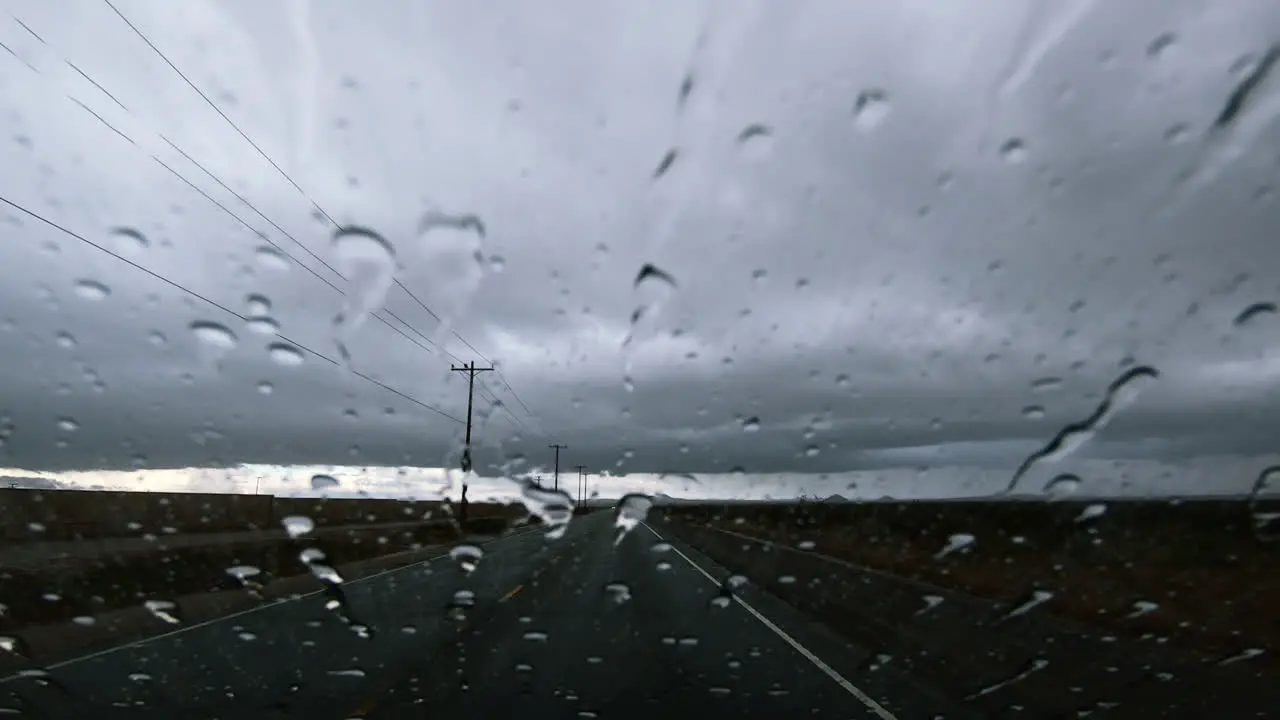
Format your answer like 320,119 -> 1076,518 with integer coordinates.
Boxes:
0,526 -> 542,682
641,520 -> 899,720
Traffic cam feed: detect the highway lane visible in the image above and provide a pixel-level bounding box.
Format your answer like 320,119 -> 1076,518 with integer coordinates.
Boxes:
2,511 -> 969,719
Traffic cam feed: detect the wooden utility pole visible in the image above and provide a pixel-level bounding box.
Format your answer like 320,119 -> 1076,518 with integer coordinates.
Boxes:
548,443 -> 567,491
451,361 -> 493,521
575,465 -> 587,508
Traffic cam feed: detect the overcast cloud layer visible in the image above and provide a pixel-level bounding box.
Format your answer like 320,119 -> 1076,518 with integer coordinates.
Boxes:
2,0 -> 1279,499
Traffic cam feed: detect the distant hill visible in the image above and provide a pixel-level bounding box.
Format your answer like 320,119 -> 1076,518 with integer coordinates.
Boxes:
0,475 -> 81,490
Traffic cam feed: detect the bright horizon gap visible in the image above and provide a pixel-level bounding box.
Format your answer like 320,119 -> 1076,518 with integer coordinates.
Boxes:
2,454 -> 1276,501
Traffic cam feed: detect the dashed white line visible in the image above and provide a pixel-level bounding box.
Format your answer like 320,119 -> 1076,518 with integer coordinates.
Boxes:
641,520 -> 899,720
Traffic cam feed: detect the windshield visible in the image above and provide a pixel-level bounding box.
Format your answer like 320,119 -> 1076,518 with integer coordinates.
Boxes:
1,1 -> 1276,717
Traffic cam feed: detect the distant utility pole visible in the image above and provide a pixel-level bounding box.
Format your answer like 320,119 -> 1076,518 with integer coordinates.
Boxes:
451,360 -> 493,520
575,465 -> 587,508
548,443 -> 567,491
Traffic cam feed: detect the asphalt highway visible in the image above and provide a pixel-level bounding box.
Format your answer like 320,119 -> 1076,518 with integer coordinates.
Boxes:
0,511 -> 969,719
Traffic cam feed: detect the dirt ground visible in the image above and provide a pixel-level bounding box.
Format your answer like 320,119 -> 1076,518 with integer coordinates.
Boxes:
660,499 -> 1278,660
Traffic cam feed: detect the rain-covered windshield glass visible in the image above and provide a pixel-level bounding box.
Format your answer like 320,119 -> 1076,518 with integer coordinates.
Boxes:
1,1 -> 1276,718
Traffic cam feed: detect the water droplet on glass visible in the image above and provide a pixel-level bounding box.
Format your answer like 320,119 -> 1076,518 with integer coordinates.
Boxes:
1233,301 -> 1277,327
1164,123 -> 1190,144
613,493 -> 653,544
55,331 -> 77,349
1127,600 -> 1159,618
268,342 -> 305,366
624,264 -> 677,353
1044,474 -> 1081,498
299,547 -> 326,564
255,246 -> 290,271
488,254 -> 506,273
522,630 -> 549,642
935,533 -> 975,559
415,208 -> 487,337
190,321 -> 237,351
1000,138 -> 1028,164
331,226 -> 397,355
1247,466 -> 1280,535
56,417 -> 78,432
736,124 -> 774,160
513,478 -> 574,539
419,208 -> 486,239
110,227 -> 149,253
1022,405 -> 1046,420
603,581 -> 632,604
243,294 -> 271,317
796,540 -> 815,550
804,445 -> 820,457
916,594 -> 945,615
449,544 -> 484,574
226,565 -> 261,581
143,599 -> 180,624
0,637 -> 25,657
1005,366 -> 1158,493
852,89 -> 890,132
1000,589 -> 1054,620
742,416 -> 760,432
246,317 -> 280,335
306,561 -> 344,585
1075,503 -> 1107,523
652,148 -> 679,179
311,474 -> 339,491
1217,647 -> 1265,666
328,668 -> 367,678
1147,32 -> 1176,59
1031,376 -> 1063,392
256,381 -> 273,395
73,279 -> 110,301
656,561 -> 672,571
281,515 -> 314,538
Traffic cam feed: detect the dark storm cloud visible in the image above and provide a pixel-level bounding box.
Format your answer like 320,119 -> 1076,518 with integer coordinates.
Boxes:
1,0 -> 1279,498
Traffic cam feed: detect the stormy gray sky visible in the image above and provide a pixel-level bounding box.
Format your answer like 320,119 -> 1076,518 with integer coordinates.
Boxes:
2,0 -> 1279,499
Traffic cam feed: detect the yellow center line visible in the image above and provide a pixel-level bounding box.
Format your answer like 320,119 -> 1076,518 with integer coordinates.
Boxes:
499,584 -> 524,602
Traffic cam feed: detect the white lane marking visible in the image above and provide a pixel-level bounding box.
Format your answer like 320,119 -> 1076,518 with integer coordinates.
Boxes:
0,526 -> 541,681
642,521 -> 899,720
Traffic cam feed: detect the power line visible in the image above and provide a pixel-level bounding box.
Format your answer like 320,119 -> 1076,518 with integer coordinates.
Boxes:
98,2 -> 546,428
100,3 -> 447,338
477,383 -> 531,436
3,18 -> 449,368
0,193 -> 464,425
101,0 -> 331,223
148,155 -> 438,358
494,372 -> 537,419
